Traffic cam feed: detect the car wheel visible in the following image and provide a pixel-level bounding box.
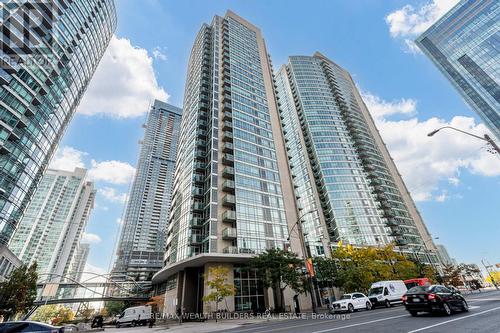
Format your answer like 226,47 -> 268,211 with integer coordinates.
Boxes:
461,300 -> 469,312
443,302 -> 452,316
366,302 -> 372,310
115,323 -> 120,328
348,303 -> 354,313
410,311 -> 418,317
385,300 -> 391,308
132,320 -> 137,327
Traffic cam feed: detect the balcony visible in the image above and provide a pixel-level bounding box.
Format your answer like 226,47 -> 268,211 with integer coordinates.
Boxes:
222,194 -> 236,207
194,161 -> 205,171
196,139 -> 207,148
385,219 -> 398,227
192,187 -> 203,197
222,227 -> 237,240
222,210 -> 236,223
222,142 -> 233,153
223,102 -> 232,112
191,234 -> 203,244
194,150 -> 205,160
390,229 -> 403,237
222,153 -> 234,166
395,238 -> 409,246
192,201 -> 204,212
222,132 -> 233,142
223,246 -> 238,254
222,180 -> 235,193
190,217 -> 204,228
193,174 -> 204,183
222,111 -> 232,121
222,121 -> 233,131
197,130 -> 207,138
222,166 -> 235,179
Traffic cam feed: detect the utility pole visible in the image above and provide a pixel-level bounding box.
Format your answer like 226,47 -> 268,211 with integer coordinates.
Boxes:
482,259 -> 499,290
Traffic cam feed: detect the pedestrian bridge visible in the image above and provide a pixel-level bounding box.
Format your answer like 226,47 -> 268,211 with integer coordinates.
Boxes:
23,272 -> 152,319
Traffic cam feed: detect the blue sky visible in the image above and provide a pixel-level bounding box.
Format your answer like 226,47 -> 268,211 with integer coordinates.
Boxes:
51,0 -> 500,276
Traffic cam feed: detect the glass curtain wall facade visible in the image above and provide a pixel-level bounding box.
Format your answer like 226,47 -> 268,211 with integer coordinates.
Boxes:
416,0 -> 500,140
8,168 -> 95,282
0,0 -> 116,245
165,11 -> 297,265
113,100 -> 182,282
275,53 -> 439,263
157,11 -> 300,314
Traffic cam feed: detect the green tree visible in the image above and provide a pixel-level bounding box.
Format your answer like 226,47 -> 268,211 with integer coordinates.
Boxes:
202,266 -> 235,320
0,262 -> 38,320
103,301 -> 126,317
250,249 -> 306,312
32,305 -> 59,323
441,264 -> 463,287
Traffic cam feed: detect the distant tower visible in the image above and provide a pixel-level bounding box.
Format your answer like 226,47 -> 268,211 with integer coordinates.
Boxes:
416,0 -> 500,140
112,100 -> 182,281
9,168 -> 95,282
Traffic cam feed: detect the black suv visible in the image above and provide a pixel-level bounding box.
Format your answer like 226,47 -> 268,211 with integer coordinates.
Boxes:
402,285 -> 469,316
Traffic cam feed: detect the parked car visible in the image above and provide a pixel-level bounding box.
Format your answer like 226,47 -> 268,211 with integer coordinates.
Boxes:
329,293 -> 372,313
368,280 -> 408,308
402,285 -> 469,316
0,321 -> 63,333
115,305 -> 152,327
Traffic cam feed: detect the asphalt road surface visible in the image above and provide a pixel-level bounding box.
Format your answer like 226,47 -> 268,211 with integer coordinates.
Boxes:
216,290 -> 500,333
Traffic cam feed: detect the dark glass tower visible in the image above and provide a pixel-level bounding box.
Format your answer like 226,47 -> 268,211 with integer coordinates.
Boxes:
416,0 -> 500,140
0,0 -> 117,245
112,100 -> 182,281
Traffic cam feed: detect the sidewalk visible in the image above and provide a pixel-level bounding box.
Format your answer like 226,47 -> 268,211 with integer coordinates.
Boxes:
143,317 -> 281,333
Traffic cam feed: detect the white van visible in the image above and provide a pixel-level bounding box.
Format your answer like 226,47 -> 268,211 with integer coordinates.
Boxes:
116,305 -> 152,327
368,280 -> 407,308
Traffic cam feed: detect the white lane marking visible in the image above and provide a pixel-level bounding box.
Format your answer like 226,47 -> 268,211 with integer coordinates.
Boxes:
229,308 -> 405,333
468,298 -> 500,302
406,305 -> 500,333
469,305 -> 480,309
308,314 -> 408,333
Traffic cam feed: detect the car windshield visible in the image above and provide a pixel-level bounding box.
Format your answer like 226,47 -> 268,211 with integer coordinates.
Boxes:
407,286 -> 431,293
368,287 -> 383,296
341,294 -> 352,300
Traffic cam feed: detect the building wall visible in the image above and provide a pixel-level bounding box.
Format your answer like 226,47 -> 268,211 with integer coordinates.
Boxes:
0,245 -> 22,282
67,243 -> 90,282
8,168 -> 95,282
159,10 -> 304,313
113,100 -> 182,281
0,0 -> 116,245
416,0 -> 500,140
275,53 -> 439,264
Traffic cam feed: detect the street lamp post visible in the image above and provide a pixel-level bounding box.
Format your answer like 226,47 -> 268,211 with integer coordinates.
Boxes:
427,126 -> 500,155
287,209 -> 318,313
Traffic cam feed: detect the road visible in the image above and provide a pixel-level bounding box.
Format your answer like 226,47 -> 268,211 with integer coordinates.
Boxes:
217,291 -> 500,333
109,290 -> 500,333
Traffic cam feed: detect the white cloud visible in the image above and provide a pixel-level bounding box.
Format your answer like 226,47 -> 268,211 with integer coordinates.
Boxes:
88,160 -> 135,185
361,92 -> 417,118
98,187 -> 128,203
448,177 -> 460,186
77,35 -> 169,118
50,146 -> 135,185
435,191 -> 448,202
81,263 -> 108,282
385,0 -> 460,53
362,92 -> 500,202
152,46 -> 167,61
82,232 -> 101,244
49,146 -> 86,172
116,218 -> 123,225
